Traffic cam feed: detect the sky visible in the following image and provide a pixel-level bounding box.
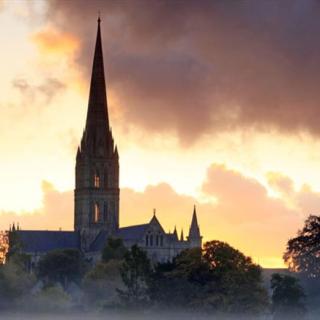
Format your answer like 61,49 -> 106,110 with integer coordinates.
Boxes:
1,0 -> 320,267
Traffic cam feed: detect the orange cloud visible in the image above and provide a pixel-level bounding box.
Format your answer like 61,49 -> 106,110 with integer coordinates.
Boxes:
109,166 -> 319,267
31,28 -> 79,58
0,181 -> 73,231
2,164 -> 314,268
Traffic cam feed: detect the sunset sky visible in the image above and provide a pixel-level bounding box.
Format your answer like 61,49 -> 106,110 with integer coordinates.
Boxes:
2,0 -> 320,267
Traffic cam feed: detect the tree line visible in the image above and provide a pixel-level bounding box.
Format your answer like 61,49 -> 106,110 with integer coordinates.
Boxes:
2,214 -> 320,317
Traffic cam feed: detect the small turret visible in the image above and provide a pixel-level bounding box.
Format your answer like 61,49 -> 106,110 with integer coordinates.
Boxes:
114,145 -> 119,159
187,205 -> 202,248
76,147 -> 81,160
180,229 -> 184,241
173,226 -> 178,240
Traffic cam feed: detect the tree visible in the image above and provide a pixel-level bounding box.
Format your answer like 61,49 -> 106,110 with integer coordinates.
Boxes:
82,238 -> 127,309
149,248 -> 208,308
118,245 -> 152,307
0,256 -> 36,309
83,259 -> 124,309
101,238 -> 127,263
271,273 -> 306,319
284,215 -> 320,278
201,241 -> 269,314
37,249 -> 86,288
0,231 -> 9,264
149,241 -> 268,315
21,284 -> 72,312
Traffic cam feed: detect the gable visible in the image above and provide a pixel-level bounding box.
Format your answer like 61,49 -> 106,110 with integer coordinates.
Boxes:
147,215 -> 166,234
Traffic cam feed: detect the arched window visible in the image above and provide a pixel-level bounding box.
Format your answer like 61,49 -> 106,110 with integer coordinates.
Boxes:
156,235 -> 159,246
145,235 -> 149,246
94,203 -> 100,223
94,171 -> 100,188
150,235 -> 153,246
160,235 -> 164,247
104,168 -> 108,188
104,202 -> 108,221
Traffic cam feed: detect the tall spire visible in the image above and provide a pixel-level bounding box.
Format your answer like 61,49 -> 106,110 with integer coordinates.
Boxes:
188,205 -> 201,239
85,16 -> 109,130
75,18 -> 120,245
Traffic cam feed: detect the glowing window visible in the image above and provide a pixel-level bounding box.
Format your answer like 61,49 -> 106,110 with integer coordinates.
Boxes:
94,203 -> 100,223
94,173 -> 100,188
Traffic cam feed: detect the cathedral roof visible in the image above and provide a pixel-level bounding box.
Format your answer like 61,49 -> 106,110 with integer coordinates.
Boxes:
16,231 -> 80,253
116,224 -> 149,240
89,224 -> 149,252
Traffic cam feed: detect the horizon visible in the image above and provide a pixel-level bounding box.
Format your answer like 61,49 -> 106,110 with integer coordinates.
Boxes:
2,0 -> 320,268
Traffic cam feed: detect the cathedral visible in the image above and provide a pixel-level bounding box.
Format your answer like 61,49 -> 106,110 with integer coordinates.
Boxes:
11,19 -> 202,265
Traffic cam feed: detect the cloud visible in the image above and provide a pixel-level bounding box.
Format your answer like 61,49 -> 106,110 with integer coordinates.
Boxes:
31,28 -> 79,57
3,163 -> 319,267
0,0 -> 5,12
12,77 -> 65,104
0,181 -> 73,231
40,0 -> 320,145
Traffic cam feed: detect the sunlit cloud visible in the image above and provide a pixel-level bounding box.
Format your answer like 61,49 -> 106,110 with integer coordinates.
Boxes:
1,0 -> 320,269
31,27 -> 79,58
2,163 -> 319,268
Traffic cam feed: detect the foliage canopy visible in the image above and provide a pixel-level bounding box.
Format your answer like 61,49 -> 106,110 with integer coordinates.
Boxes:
284,215 -> 320,278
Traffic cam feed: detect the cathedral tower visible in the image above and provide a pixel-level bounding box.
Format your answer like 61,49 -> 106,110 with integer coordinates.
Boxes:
75,18 -> 119,249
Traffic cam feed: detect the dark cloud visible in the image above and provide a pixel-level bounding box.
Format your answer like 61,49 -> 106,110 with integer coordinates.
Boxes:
44,0 -> 320,144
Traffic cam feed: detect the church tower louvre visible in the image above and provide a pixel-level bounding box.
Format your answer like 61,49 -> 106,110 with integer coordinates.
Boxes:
75,18 -> 119,249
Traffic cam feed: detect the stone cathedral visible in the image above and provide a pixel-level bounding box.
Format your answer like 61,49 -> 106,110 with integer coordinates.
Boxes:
11,19 -> 202,265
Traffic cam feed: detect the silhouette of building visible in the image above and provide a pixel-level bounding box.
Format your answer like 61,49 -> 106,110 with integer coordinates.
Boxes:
10,18 -> 202,264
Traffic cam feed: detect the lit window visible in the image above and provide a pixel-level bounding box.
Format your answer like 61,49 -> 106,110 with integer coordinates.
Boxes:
94,173 -> 100,188
94,203 -> 100,223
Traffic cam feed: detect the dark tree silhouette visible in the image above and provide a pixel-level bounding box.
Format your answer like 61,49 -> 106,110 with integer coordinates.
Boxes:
37,249 -> 86,288
0,255 -> 36,309
82,238 -> 127,308
118,245 -> 152,307
102,237 -> 127,263
149,241 -> 268,314
202,241 -> 268,314
149,248 -> 207,308
271,273 -> 306,319
284,215 -> 320,277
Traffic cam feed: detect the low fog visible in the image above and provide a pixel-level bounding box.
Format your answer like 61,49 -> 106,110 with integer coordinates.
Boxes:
1,311 -> 320,320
